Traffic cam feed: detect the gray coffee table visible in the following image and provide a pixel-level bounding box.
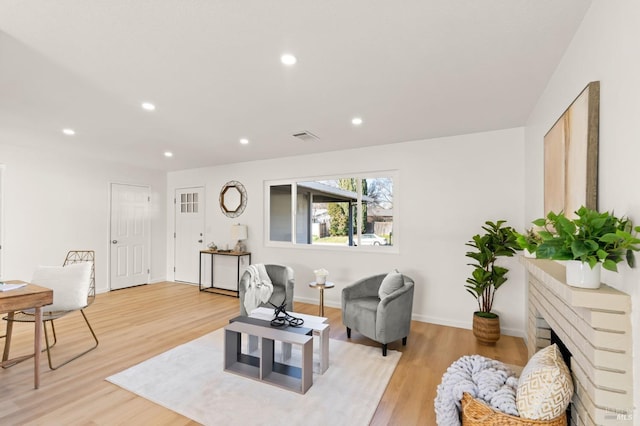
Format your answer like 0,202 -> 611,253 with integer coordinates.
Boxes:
249,307 -> 330,374
224,316 -> 313,394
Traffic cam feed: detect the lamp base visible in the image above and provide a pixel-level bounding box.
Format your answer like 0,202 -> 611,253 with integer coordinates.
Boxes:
234,240 -> 246,252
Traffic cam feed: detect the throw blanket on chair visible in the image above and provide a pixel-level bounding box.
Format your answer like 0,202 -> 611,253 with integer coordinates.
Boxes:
243,264 -> 274,314
434,354 -> 519,426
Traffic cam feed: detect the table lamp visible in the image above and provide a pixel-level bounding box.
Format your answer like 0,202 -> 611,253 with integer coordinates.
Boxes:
231,224 -> 248,252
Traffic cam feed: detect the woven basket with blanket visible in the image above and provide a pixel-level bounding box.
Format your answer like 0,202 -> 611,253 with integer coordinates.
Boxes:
461,393 -> 567,425
435,344 -> 572,425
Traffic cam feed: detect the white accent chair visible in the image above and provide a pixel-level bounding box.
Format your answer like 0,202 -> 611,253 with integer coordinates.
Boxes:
2,250 -> 98,370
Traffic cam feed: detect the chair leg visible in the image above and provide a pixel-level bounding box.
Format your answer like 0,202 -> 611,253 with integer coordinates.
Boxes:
48,319 -> 59,348
402,336 -> 407,345
2,312 -> 15,365
346,327 -> 351,338
43,310 -> 99,370
2,313 -> 45,368
382,343 -> 387,357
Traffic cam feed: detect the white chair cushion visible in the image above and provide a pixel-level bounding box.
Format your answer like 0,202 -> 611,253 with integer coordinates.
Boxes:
378,269 -> 404,299
31,263 -> 92,312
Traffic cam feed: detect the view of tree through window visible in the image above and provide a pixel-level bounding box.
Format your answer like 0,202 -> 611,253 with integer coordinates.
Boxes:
267,174 -> 394,248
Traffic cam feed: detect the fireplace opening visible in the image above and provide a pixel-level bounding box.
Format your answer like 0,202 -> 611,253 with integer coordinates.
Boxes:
550,329 -> 573,423
550,329 -> 572,367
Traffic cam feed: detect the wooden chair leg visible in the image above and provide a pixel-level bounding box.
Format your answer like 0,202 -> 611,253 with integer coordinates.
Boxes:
1,312 -> 39,369
2,312 -> 15,364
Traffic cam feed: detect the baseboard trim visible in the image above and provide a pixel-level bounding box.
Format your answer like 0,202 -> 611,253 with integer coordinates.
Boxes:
293,297 -> 525,338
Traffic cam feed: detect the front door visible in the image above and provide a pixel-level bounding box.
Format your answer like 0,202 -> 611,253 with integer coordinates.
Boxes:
174,187 -> 205,283
110,183 -> 150,290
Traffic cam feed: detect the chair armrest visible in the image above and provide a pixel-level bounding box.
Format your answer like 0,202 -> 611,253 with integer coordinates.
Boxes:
341,274 -> 385,311
376,280 -> 415,343
284,276 -> 295,310
379,280 -> 413,309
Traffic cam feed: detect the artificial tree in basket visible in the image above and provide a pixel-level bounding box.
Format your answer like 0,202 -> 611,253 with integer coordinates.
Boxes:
465,220 -> 519,345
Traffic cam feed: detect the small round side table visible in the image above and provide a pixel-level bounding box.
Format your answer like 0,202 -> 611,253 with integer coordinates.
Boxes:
308,281 -> 334,317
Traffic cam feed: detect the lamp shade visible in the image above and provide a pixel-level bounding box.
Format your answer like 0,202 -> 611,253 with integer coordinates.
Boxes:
231,224 -> 248,241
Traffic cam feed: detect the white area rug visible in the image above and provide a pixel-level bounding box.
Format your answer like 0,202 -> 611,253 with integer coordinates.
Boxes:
107,328 -> 401,426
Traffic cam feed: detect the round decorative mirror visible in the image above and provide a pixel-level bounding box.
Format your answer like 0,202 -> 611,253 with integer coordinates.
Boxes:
219,180 -> 247,217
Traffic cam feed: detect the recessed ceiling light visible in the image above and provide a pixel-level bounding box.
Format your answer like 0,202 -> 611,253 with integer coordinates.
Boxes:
142,102 -> 156,111
280,54 -> 297,66
62,128 -> 76,136
239,138 -> 249,145
164,151 -> 173,158
352,117 -> 363,126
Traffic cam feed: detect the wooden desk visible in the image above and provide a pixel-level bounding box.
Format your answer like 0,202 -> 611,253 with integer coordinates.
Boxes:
198,250 -> 251,297
0,281 -> 53,389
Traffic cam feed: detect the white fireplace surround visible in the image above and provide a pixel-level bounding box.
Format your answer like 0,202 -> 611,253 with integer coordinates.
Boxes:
522,258 -> 633,425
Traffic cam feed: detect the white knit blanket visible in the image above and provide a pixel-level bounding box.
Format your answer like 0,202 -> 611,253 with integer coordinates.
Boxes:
243,264 -> 274,314
434,354 -> 519,426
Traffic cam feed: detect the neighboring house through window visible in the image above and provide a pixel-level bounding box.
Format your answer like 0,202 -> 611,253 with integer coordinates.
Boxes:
266,172 -> 396,250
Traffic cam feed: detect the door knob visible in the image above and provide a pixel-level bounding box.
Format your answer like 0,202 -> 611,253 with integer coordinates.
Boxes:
112,240 -> 118,244
198,239 -> 203,243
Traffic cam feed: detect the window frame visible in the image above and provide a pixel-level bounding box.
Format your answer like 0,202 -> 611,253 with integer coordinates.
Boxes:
264,170 -> 398,253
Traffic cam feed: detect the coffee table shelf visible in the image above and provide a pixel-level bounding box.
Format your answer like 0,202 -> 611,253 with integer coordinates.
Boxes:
249,307 -> 330,374
224,317 -> 313,394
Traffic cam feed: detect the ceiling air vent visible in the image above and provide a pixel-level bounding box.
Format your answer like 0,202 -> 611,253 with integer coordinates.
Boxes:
292,131 -> 320,142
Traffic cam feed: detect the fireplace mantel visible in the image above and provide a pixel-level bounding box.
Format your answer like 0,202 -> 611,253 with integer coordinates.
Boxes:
521,257 -> 633,425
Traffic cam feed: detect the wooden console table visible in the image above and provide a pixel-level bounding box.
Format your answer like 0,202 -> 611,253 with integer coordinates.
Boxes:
198,250 -> 251,297
0,281 -> 53,389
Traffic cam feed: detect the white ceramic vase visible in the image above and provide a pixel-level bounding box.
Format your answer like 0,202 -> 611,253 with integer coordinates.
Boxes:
565,260 -> 601,289
314,268 -> 329,285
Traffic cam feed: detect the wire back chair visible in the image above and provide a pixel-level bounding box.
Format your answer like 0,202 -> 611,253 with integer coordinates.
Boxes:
2,250 -> 98,370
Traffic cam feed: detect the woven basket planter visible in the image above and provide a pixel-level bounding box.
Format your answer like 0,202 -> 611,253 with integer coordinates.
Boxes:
472,312 -> 500,345
461,393 -> 567,425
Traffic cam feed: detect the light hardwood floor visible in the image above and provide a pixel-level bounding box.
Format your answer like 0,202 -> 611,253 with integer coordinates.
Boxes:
0,282 -> 528,425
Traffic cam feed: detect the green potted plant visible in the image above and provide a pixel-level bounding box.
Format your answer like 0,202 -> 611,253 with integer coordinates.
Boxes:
465,220 -> 519,345
533,206 -> 640,288
515,227 -> 542,258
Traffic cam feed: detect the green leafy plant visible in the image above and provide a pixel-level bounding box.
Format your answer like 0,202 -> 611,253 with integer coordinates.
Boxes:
515,227 -> 542,254
465,220 -> 519,317
534,206 -> 640,271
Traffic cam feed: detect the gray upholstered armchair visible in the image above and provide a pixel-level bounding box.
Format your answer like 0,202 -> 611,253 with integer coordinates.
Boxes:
342,272 -> 414,356
239,264 -> 295,316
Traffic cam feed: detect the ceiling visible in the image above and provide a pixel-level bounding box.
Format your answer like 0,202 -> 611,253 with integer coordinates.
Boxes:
0,0 -> 592,172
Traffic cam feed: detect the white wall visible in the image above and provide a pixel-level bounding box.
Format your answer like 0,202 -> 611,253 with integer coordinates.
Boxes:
0,142 -> 167,293
167,127 -> 526,336
524,0 -> 640,412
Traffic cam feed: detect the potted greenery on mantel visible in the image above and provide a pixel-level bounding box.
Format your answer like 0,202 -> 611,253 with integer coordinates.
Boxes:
515,227 -> 542,258
533,206 -> 640,289
465,220 -> 519,345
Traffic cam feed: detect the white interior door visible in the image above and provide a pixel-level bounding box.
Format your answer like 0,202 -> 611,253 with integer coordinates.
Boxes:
110,183 -> 150,290
174,187 -> 205,283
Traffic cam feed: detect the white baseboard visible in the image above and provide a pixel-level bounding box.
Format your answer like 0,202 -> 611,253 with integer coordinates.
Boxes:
293,297 -> 525,339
